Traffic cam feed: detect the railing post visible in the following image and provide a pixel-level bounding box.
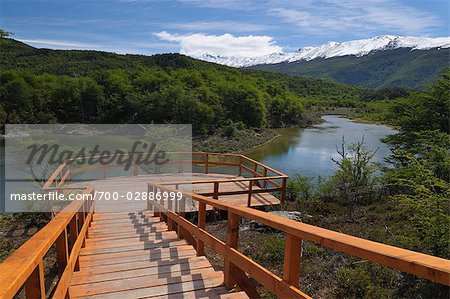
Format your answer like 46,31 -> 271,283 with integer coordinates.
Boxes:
213,182 -> 219,199
178,153 -> 183,173
247,180 -> 253,207
69,214 -> 80,271
77,202 -> 86,248
146,184 -> 152,211
262,168 -> 268,188
205,153 -> 209,174
167,192 -> 174,231
55,228 -> 69,276
177,212 -> 185,239
224,212 -> 240,289
158,188 -> 165,222
280,177 -> 287,204
25,260 -> 45,299
151,186 -> 159,217
196,202 -> 206,256
238,156 -> 242,177
283,234 -> 302,288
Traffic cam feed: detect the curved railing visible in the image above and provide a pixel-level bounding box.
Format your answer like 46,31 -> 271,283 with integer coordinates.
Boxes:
42,152 -> 289,203
0,152 -> 287,298
147,181 -> 450,299
0,187 -> 94,299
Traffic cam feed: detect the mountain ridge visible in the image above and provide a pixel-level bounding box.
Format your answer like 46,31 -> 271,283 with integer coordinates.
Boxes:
199,35 -> 450,67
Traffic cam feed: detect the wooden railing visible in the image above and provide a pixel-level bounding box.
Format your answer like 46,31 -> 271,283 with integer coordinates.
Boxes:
147,182 -> 450,299
0,152 -> 286,298
46,152 -> 288,203
42,161 -> 71,189
158,175 -> 286,207
0,187 -> 95,299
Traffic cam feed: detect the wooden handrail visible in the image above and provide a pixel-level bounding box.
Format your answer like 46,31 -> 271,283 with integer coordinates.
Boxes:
148,181 -> 450,299
152,175 -> 285,207
50,152 -> 288,203
0,187 -> 95,299
148,194 -> 311,299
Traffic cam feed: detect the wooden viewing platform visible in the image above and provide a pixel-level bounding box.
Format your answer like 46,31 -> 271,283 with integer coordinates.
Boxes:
0,152 -> 449,299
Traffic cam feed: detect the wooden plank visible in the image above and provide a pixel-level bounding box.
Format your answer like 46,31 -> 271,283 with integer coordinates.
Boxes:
89,224 -> 168,236
74,276 -> 225,299
157,207 -> 311,299
74,256 -> 208,277
85,231 -> 176,246
52,197 -> 95,299
149,288 -> 248,299
223,212 -> 240,289
71,258 -> 214,285
196,202 -> 206,256
0,188 -> 92,299
283,234 -> 302,288
163,187 -> 450,286
80,247 -> 196,268
80,239 -> 188,256
55,228 -> 69,276
79,244 -> 194,263
24,261 -> 45,299
84,232 -> 179,250
89,223 -> 168,235
228,265 -> 260,299
70,269 -> 222,298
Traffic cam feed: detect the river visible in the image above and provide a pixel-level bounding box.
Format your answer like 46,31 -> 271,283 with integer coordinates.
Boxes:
247,115 -> 397,178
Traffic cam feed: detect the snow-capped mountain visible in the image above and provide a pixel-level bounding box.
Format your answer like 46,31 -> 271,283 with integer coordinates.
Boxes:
199,35 -> 450,67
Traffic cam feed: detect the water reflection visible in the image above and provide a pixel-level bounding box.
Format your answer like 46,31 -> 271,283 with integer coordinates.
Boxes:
247,115 -> 397,178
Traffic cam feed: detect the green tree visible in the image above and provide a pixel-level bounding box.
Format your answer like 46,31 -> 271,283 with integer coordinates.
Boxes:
325,137 -> 378,219
0,29 -> 12,38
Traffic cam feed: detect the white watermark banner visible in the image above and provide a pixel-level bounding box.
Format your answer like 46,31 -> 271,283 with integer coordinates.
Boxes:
4,124 -> 193,213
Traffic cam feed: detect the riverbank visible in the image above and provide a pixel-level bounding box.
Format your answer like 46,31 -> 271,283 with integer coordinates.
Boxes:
193,128 -> 279,153
318,106 -> 397,128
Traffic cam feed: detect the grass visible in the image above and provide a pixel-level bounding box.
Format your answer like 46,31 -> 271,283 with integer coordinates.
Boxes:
202,199 -> 449,298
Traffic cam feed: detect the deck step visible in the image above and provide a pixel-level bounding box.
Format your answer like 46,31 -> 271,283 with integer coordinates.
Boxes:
69,212 -> 249,299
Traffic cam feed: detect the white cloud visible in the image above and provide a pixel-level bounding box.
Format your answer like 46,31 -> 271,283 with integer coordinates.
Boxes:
270,0 -> 440,35
154,31 -> 282,57
177,0 -> 257,10
165,21 -> 269,32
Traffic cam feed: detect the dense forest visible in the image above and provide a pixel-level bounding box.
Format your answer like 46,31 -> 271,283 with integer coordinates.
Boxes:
1,37 -> 389,135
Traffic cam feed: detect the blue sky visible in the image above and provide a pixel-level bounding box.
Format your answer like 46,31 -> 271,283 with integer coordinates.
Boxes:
1,0 -> 449,57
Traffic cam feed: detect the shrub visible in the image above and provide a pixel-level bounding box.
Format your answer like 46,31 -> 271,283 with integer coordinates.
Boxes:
260,235 -> 284,263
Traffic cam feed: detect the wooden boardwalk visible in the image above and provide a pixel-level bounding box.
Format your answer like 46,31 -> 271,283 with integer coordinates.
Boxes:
72,173 -> 281,213
2,153 -> 448,299
70,211 -> 248,298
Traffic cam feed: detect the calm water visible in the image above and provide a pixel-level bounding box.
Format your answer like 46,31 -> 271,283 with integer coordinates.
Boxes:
247,115 -> 397,178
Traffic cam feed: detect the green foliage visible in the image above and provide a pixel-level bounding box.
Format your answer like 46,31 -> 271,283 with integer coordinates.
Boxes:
0,29 -> 12,38
1,37 -> 408,134
251,47 -> 449,89
380,69 -> 450,258
323,137 -> 379,219
383,132 -> 450,258
336,264 -> 399,299
286,174 -> 322,202
260,235 -> 285,262
1,38 -> 364,134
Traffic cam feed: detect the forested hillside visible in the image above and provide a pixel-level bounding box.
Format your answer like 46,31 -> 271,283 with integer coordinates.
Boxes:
1,37 -> 369,134
250,47 -> 449,89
